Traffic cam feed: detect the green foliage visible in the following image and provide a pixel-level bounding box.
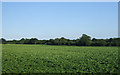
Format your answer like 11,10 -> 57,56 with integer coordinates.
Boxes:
0,38 -> 6,44
1,34 -> 120,46
77,34 -> 92,46
2,44 -> 118,73
92,39 -> 106,46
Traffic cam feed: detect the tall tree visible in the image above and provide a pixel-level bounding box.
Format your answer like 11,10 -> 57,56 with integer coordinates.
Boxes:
20,38 -> 25,44
78,34 -> 92,46
1,38 -> 6,44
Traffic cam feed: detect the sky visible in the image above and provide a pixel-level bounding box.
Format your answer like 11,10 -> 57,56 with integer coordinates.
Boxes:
2,2 -> 118,40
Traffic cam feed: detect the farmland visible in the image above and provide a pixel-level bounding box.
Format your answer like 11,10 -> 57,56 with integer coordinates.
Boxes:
2,44 -> 118,73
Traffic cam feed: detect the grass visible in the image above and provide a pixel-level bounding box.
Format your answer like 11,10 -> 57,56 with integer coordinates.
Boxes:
2,44 -> 118,73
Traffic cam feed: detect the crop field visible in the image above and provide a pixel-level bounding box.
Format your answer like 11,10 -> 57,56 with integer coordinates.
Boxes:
2,44 -> 118,73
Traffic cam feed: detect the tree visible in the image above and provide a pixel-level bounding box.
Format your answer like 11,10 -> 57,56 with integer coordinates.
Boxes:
106,38 -> 113,46
46,39 -> 54,45
111,38 -> 119,46
54,38 -> 60,45
29,38 -> 38,44
59,37 -> 68,45
12,39 -> 17,44
1,38 -> 6,44
1,35 -> 120,46
24,39 -> 30,44
92,39 -> 106,46
106,38 -> 119,46
78,34 -> 92,46
67,40 -> 76,46
20,38 -> 25,44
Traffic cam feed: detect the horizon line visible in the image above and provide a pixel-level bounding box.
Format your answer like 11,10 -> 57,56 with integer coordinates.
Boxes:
1,36 -> 118,41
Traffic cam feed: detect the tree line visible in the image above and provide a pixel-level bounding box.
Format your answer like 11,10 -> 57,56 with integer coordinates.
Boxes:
0,34 -> 120,46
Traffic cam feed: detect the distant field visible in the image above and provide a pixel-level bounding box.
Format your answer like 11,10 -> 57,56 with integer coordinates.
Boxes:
2,44 -> 118,73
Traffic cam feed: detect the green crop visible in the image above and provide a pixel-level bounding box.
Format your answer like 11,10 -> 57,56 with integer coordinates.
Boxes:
2,44 -> 118,73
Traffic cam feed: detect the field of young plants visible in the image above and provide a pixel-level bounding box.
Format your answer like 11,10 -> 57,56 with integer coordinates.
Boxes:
2,44 -> 118,73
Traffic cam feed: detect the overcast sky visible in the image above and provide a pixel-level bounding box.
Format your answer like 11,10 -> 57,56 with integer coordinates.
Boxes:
2,2 -> 118,40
